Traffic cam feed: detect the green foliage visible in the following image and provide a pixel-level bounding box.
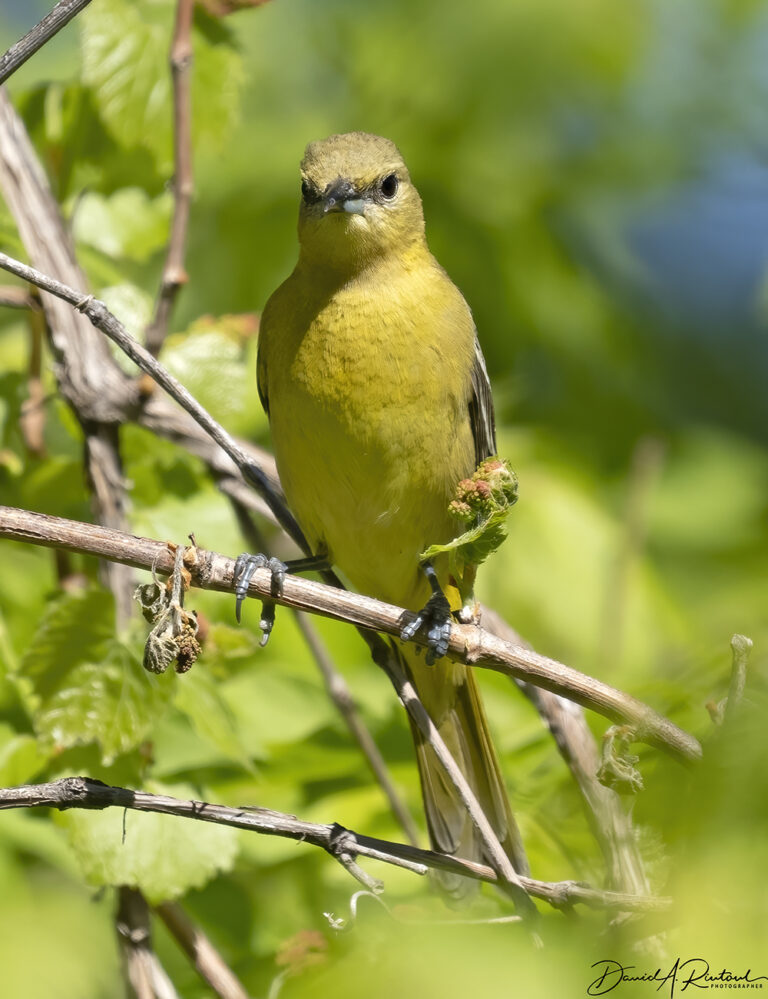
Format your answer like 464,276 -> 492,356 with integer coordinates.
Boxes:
422,458 -> 518,600
1,0 -> 767,995
58,781 -> 240,904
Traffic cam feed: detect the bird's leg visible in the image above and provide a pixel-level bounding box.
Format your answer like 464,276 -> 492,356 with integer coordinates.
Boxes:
233,552 -> 329,645
400,561 -> 452,665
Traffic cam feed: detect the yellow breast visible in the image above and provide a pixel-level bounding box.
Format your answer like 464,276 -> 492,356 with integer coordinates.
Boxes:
258,252 -> 477,607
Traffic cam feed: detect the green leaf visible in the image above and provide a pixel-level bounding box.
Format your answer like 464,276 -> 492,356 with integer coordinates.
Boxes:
0,726 -> 49,786
159,327 -> 251,430
57,780 -> 239,903
71,189 -> 173,262
20,588 -> 115,702
223,670 -> 336,755
34,643 -> 175,765
81,0 -> 174,169
81,0 -> 244,166
420,458 -> 518,592
174,667 -> 256,772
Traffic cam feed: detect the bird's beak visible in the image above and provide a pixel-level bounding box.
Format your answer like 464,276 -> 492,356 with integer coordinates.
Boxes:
323,177 -> 367,216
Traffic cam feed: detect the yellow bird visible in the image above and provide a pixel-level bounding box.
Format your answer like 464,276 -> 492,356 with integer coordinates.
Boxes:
255,131 -> 528,885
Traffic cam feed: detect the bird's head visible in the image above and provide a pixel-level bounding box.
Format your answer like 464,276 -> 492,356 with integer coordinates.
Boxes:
297,132 -> 425,274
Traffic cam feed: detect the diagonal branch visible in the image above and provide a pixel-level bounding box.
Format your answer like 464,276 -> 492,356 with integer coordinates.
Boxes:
0,776 -> 672,914
0,0 -> 94,87
154,902 -> 250,999
0,504 -> 702,764
117,886 -> 180,999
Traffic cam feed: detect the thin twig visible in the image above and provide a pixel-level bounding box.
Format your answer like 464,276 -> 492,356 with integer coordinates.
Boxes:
0,0 -> 94,86
19,301 -> 47,457
709,633 -> 754,726
145,0 -> 195,356
0,777 -> 671,914
154,902 -> 250,999
117,886 -> 180,999
0,504 -> 703,764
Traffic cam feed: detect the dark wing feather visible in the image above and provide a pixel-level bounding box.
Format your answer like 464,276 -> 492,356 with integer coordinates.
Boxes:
468,334 -> 496,464
256,342 -> 269,417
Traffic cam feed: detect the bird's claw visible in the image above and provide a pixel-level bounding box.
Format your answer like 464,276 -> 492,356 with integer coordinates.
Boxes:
400,589 -> 452,665
233,553 -> 287,645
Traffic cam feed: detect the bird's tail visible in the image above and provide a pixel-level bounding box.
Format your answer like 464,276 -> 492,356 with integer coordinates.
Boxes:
399,638 -> 529,897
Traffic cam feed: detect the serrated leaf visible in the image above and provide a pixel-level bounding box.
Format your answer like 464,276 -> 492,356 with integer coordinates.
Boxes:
422,510 -> 510,570
81,0 -> 244,165
20,588 -> 115,702
57,780 -> 239,902
81,0 -> 174,168
34,643 -> 175,765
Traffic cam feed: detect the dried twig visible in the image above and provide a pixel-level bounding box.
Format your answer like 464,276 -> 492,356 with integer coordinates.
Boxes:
154,902 -> 250,999
117,886 -> 180,999
145,0 -> 195,355
708,633 -> 753,726
0,777 -> 671,914
0,0 -> 94,86
724,633 -> 752,723
0,504 -> 702,764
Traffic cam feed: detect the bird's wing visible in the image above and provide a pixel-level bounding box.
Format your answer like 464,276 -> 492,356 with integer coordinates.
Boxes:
256,325 -> 270,417
468,334 -> 497,464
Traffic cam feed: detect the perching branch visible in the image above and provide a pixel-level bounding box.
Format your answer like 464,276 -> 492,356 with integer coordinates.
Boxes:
144,0 -> 195,356
0,504 -> 702,764
0,0 -> 94,86
0,777 -> 671,914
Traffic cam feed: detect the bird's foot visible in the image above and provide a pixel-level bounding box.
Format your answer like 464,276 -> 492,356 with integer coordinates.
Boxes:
400,562 -> 452,665
233,551 -> 330,647
233,553 -> 287,645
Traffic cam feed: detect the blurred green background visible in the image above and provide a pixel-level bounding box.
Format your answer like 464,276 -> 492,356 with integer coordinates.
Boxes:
1,0 -> 767,996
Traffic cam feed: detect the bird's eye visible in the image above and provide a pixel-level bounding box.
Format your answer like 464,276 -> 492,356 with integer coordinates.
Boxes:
380,173 -> 399,199
301,179 -> 313,202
